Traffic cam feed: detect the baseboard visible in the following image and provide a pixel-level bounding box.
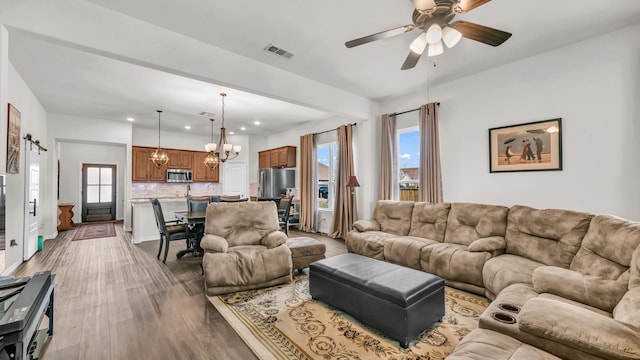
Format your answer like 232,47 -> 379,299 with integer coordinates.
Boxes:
3,261 -> 20,276
44,232 -> 58,240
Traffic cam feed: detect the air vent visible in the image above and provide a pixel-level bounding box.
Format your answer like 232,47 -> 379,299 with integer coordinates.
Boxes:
264,43 -> 294,59
199,111 -> 215,117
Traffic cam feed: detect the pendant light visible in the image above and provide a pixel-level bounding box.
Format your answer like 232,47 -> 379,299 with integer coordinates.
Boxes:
150,110 -> 169,168
214,93 -> 241,163
204,118 -> 220,169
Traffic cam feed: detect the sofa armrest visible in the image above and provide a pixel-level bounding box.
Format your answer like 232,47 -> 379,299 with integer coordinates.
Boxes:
468,236 -> 506,253
532,266 -> 628,313
518,297 -> 640,360
353,219 -> 381,232
200,234 -> 228,253
261,231 -> 287,249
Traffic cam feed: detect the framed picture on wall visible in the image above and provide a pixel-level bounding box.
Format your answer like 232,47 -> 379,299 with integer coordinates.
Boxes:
489,118 -> 562,173
6,104 -> 21,174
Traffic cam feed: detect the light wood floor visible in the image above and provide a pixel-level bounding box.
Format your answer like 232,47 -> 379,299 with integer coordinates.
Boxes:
13,227 -> 346,360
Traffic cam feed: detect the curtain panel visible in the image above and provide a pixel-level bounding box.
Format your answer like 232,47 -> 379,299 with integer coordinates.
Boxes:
299,134 -> 316,232
379,114 -> 398,200
329,124 -> 357,239
418,102 -> 443,203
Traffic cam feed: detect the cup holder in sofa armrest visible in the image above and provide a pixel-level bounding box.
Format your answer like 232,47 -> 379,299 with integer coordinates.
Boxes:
497,303 -> 521,314
490,312 -> 517,324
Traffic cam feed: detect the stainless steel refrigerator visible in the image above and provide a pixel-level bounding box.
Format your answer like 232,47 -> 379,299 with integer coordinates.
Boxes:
258,168 -> 295,198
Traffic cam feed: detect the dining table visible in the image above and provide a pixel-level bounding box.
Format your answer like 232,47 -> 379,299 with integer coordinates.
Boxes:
174,210 -> 206,259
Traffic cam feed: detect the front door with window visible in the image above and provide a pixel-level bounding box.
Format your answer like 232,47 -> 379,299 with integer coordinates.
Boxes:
82,164 -> 116,222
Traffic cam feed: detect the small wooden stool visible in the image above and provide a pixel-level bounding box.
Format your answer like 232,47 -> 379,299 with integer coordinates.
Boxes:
286,237 -> 326,272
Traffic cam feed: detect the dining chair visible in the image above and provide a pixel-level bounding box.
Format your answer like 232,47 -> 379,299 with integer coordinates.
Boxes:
150,199 -> 194,263
219,196 -> 249,202
257,197 -> 281,207
187,195 -> 210,212
277,196 -> 294,236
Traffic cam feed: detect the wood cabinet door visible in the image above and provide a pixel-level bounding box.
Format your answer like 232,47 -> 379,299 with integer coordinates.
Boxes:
258,151 -> 270,169
148,161 -> 166,182
180,151 -> 193,168
132,147 -> 150,181
167,150 -> 181,168
193,152 -> 219,182
277,148 -> 288,167
270,151 -> 279,168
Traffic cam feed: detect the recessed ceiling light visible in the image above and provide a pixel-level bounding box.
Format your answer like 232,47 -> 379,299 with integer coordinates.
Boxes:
240,126 -> 246,131
126,117 -> 134,122
229,131 -> 235,135
184,125 -> 191,130
254,121 -> 260,125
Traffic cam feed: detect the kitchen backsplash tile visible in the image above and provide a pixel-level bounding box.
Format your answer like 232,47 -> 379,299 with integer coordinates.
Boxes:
132,182 -> 222,199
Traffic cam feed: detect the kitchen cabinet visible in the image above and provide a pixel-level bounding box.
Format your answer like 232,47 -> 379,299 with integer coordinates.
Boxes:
258,146 -> 296,168
168,150 -> 193,169
192,152 -> 219,182
132,146 -> 166,182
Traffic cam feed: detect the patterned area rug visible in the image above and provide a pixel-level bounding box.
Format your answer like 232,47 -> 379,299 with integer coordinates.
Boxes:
208,274 -> 489,359
72,223 -> 116,241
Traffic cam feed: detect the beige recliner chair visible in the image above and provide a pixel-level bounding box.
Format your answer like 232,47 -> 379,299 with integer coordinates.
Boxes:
200,201 -> 292,296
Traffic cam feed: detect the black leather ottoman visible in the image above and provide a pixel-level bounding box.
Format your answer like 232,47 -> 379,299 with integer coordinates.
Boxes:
309,253 -> 445,348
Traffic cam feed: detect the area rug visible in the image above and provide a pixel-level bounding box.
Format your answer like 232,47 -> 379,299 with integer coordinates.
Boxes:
72,223 -> 116,241
208,274 -> 490,359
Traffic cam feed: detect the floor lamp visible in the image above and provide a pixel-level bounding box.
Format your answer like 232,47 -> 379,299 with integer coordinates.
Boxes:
346,175 -> 360,228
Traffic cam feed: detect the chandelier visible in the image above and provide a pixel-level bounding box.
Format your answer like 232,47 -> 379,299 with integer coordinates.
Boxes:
204,118 -> 220,169
409,23 -> 462,57
204,93 -> 241,165
150,110 -> 169,168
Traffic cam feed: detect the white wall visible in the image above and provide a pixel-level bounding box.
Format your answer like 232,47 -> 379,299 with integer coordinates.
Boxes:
58,142 -> 126,224
382,24 -> 640,220
5,62 -> 48,271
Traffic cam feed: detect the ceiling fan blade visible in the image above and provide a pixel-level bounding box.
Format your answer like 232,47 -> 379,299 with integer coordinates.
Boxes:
455,0 -> 492,13
345,25 -> 415,48
449,20 -> 512,46
401,51 -> 422,70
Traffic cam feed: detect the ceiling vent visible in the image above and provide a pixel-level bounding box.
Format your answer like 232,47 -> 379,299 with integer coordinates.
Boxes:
264,44 -> 294,59
199,111 -> 215,117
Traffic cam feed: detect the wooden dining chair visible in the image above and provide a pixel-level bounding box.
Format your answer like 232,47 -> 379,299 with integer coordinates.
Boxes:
277,196 -> 294,236
150,199 -> 194,263
187,196 -> 210,212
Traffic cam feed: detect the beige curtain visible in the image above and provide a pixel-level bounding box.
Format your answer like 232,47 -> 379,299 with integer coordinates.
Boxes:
379,114 -> 398,200
419,102 -> 443,203
330,124 -> 357,239
299,134 -> 316,232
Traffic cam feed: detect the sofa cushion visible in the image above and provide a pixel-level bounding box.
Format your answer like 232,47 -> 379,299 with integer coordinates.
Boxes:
447,329 -> 562,360
205,201 -> 279,247
384,236 -> 439,269
407,202 -> 450,241
422,243 -> 490,288
345,230 -> 395,260
505,205 -> 593,268
373,200 -> 415,236
353,219 -> 380,232
532,266 -> 628,313
570,214 -> 640,280
483,254 -> 545,299
613,287 -> 640,328
444,203 -> 508,246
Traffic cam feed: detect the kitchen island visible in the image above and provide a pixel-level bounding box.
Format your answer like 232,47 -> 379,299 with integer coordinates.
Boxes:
130,198 -> 188,243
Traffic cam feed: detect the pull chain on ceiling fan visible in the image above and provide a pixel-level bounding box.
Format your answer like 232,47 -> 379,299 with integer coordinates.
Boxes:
345,0 -> 512,70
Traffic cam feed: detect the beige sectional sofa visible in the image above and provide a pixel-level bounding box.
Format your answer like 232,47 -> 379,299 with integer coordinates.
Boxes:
346,200 -> 640,360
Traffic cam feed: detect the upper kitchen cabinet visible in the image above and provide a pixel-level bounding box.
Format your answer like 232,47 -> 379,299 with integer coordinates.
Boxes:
167,150 -> 193,169
132,146 -> 166,182
258,146 -> 296,169
192,152 -> 219,183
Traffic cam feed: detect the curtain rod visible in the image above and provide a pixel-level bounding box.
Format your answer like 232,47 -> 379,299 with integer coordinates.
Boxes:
389,102 -> 440,117
313,122 -> 358,136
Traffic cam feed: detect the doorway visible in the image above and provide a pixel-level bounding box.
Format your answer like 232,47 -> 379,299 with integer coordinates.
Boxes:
81,164 -> 116,222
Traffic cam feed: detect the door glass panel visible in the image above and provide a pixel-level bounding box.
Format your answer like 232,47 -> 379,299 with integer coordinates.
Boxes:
87,168 -> 100,185
87,186 -> 99,203
100,185 -> 112,203
100,168 -> 112,185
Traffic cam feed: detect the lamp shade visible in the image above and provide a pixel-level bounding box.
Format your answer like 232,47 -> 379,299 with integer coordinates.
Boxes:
409,32 -> 427,55
425,24 -> 442,45
346,175 -> 361,188
411,0 -> 436,11
442,26 -> 462,48
427,40 -> 444,57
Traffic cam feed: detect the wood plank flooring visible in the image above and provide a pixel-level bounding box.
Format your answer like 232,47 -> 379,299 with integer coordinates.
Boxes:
13,227 -> 346,360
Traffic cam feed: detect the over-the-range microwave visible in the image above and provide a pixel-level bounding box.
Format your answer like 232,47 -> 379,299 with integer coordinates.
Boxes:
166,169 -> 193,183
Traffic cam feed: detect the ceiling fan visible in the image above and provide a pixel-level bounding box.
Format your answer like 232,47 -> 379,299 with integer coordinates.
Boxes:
345,0 -> 512,70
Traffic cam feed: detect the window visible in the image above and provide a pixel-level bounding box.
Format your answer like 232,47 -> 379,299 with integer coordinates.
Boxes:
398,127 -> 420,201
317,142 -> 338,209
86,166 -> 113,203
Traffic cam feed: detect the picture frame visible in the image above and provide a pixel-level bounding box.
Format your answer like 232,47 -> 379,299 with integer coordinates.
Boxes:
6,104 -> 21,174
489,118 -> 562,173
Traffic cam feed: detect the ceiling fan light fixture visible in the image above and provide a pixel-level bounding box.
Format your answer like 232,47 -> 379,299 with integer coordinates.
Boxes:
411,0 -> 436,11
409,32 -> 427,55
427,40 -> 444,57
442,26 -> 462,48
425,24 -> 442,44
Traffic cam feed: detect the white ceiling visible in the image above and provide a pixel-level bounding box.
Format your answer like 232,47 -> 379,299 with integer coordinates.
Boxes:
4,0 -> 640,135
